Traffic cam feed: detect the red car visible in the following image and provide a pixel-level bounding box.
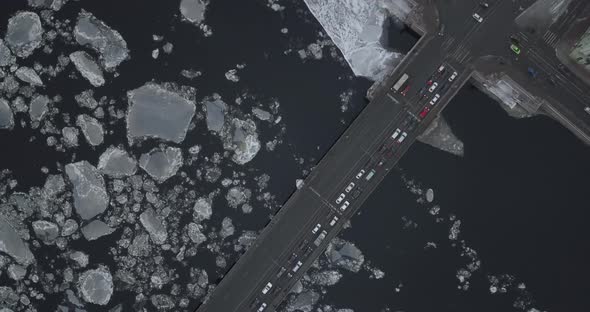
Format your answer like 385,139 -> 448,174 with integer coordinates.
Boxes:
400,85 -> 411,96
419,106 -> 430,119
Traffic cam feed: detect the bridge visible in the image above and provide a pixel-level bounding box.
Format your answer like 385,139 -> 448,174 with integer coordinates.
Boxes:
196,1 -> 590,311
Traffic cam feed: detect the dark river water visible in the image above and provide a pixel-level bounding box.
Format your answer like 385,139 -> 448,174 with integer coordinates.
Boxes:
1,0 -> 589,311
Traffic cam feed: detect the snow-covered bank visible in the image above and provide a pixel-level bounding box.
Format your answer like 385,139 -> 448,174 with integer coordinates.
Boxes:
302,0 -> 413,81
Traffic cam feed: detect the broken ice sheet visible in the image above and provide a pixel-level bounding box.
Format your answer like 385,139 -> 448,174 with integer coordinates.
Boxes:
0,98 -> 14,129
139,146 -> 183,182
127,83 -> 196,144
74,10 -> 129,71
29,94 -> 50,123
65,161 -> 109,220
5,11 -> 44,58
204,98 -> 226,133
70,51 -> 105,87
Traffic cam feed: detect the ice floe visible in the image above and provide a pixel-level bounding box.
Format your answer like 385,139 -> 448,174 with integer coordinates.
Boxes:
140,208 -> 167,245
74,11 -> 129,71
204,98 -> 227,133
0,217 -> 34,266
29,95 -> 50,123
0,99 -> 14,129
193,197 -> 212,221
70,51 -> 105,87
81,220 -> 115,241
65,161 -> 109,220
98,147 -> 137,177
223,118 -> 261,165
0,39 -> 16,66
127,83 -> 196,144
76,114 -> 104,146
15,67 -> 43,86
180,0 -> 208,24
32,220 -> 59,243
5,12 -> 44,58
139,146 -> 183,182
78,266 -> 113,305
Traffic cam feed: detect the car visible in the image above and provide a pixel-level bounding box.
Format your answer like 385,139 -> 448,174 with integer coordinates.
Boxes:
585,107 -> 590,115
472,13 -> 483,23
480,2 -> 489,8
292,261 -> 303,272
276,266 -> 287,278
314,230 -> 328,246
429,94 -> 441,105
448,71 -> 458,82
397,132 -> 408,143
345,182 -> 355,193
426,79 -> 433,86
340,201 -> 350,211
419,106 -> 430,119
262,282 -> 273,294
355,169 -> 365,179
365,169 -> 376,181
510,43 -> 521,55
329,216 -> 339,226
437,65 -> 445,73
335,193 -> 345,204
312,223 -> 321,234
391,128 -> 401,140
400,85 -> 411,96
418,87 -> 426,94
257,303 -> 268,312
428,82 -> 438,92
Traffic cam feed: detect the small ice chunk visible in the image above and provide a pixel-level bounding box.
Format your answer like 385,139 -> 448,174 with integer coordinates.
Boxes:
97,147 -> 137,177
70,51 -> 105,87
0,99 -> 14,129
309,270 -> 342,286
180,0 -> 207,24
140,208 -> 167,245
127,83 -> 196,144
65,161 -> 109,220
5,12 -> 44,58
15,67 -> 42,86
252,107 -> 272,121
81,220 -> 115,241
226,187 -> 251,208
70,251 -> 89,267
0,217 -> 34,266
187,222 -> 206,245
61,219 -> 78,236
192,197 -> 212,221
29,95 -> 49,122
204,98 -> 226,132
225,118 -> 261,165
78,266 -> 113,305
139,146 -> 183,182
76,114 -> 104,146
224,69 -> 239,82
62,126 -> 79,147
74,11 -> 129,70
7,264 -> 27,280
28,0 -> 67,10
32,220 -> 59,243
0,39 -> 16,66
219,217 -> 234,239
151,48 -> 159,59
43,174 -> 65,197
162,42 -> 173,54
426,188 -> 434,203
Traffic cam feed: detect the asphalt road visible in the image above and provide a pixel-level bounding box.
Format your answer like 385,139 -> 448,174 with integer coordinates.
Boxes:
197,1 -> 590,311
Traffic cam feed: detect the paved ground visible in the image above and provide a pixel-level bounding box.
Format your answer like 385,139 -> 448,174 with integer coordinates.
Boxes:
196,1 -> 590,311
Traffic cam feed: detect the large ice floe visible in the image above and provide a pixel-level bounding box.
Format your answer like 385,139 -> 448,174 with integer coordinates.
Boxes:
74,10 -> 129,71
127,83 -> 196,144
65,161 -> 109,220
139,146 -> 183,182
4,11 -> 44,58
302,0 -> 411,81
0,98 -> 14,129
0,217 -> 34,266
97,147 -> 137,177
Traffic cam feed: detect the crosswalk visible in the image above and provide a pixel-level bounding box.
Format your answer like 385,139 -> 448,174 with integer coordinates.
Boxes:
542,30 -> 559,48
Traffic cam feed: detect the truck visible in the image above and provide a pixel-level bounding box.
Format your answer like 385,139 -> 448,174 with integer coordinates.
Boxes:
391,73 -> 409,92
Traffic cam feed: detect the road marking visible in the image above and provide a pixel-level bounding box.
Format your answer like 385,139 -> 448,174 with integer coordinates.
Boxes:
543,102 -> 590,142
387,93 -> 400,103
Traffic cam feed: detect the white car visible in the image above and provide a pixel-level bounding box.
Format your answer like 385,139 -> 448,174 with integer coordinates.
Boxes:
448,71 -> 458,82
340,201 -> 350,211
397,132 -> 408,143
429,94 -> 441,105
258,303 -> 268,312
585,106 -> 590,114
355,169 -> 365,179
262,282 -> 273,294
428,82 -> 438,93
292,261 -> 303,272
312,223 -> 321,234
391,128 -> 401,140
437,65 -> 445,73
473,13 -> 483,23
345,182 -> 355,193
335,193 -> 345,204
329,216 -> 339,226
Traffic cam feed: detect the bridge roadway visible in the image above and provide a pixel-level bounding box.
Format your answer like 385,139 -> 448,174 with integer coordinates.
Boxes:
197,1 -> 590,311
